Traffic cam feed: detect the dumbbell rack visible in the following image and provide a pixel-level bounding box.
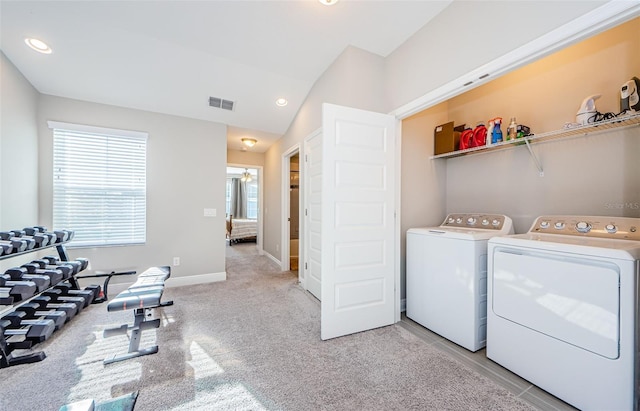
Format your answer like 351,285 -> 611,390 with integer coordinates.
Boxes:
0,238 -> 77,367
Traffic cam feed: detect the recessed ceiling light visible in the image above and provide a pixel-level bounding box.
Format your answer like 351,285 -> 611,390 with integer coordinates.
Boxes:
319,0 -> 339,5
25,37 -> 52,54
275,98 -> 288,107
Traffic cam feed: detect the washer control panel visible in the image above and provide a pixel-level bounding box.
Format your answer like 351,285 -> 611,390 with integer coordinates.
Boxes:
531,215 -> 640,240
442,214 -> 508,230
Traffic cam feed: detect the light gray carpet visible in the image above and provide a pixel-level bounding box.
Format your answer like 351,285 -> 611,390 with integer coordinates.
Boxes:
0,243 -> 535,410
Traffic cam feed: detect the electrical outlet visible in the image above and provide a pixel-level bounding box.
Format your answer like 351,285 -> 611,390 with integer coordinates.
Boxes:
204,208 -> 216,217
173,257 -> 180,266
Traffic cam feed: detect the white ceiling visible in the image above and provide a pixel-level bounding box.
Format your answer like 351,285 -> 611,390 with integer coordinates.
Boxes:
0,0 -> 451,153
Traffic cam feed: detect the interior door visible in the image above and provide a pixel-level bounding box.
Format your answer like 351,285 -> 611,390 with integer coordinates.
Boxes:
304,130 -> 323,300
320,103 -> 396,340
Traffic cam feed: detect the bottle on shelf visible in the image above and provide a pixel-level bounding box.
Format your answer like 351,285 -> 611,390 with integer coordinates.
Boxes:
507,117 -> 518,141
486,119 -> 494,146
491,117 -> 503,144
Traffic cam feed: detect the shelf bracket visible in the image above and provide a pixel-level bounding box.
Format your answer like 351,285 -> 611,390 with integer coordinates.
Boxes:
523,137 -> 544,177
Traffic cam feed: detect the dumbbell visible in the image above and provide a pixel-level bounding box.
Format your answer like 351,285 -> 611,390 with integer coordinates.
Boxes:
23,261 -> 68,283
42,256 -> 89,273
42,288 -> 87,313
0,287 -> 15,305
0,238 -> 27,253
52,283 -> 95,308
3,306 -> 66,331
0,317 -> 55,344
0,276 -> 37,302
5,230 -> 49,248
0,232 -> 35,250
31,296 -> 78,320
25,226 -> 75,243
23,227 -> 57,245
3,268 -> 51,293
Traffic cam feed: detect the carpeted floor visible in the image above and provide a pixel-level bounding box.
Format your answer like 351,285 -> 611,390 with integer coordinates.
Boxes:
1,243 -> 536,410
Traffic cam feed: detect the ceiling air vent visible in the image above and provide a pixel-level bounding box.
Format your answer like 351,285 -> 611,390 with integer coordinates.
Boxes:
209,96 -> 235,111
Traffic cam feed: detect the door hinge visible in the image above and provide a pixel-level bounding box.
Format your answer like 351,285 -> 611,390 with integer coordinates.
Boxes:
305,262 -> 308,270
305,154 -> 308,162
305,209 -> 308,216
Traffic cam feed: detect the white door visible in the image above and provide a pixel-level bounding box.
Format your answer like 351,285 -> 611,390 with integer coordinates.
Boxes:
304,129 -> 323,300
320,103 -> 396,340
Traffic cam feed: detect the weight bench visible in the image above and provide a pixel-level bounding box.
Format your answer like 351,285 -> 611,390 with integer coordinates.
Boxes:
102,266 -> 172,365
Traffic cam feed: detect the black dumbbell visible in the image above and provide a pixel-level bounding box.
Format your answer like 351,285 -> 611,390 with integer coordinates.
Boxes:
31,296 -> 78,320
13,303 -> 67,330
53,283 -> 94,308
42,288 -> 86,312
0,277 -> 37,302
3,268 -> 51,293
0,232 -> 35,250
23,261 -> 68,283
0,317 -> 55,344
21,226 -> 74,244
0,287 -> 14,305
23,227 -> 57,245
39,257 -> 81,275
42,256 -> 88,273
7,230 -> 49,248
0,238 -> 27,253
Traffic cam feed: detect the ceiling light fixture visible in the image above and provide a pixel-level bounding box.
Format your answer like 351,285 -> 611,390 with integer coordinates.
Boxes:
25,37 -> 52,54
318,0 -> 339,5
242,138 -> 257,148
241,169 -> 253,183
275,98 -> 288,107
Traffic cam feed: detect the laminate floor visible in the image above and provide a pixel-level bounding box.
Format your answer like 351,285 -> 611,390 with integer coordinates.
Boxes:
400,317 -> 578,411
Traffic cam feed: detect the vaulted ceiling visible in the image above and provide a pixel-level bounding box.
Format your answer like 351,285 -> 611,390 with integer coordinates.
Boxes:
0,1 -> 451,152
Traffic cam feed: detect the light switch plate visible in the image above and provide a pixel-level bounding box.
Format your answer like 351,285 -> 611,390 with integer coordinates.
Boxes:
204,208 -> 216,217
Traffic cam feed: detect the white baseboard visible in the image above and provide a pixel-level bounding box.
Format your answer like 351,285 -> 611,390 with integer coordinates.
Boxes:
165,271 -> 226,288
263,250 -> 281,267
98,271 -> 226,298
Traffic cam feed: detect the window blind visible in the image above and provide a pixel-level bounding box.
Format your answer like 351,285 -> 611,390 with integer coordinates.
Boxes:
51,124 -> 147,247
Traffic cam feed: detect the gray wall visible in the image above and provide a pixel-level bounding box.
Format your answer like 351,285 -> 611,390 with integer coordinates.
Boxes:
263,46 -> 388,261
0,51 -> 39,229
36,95 -> 228,280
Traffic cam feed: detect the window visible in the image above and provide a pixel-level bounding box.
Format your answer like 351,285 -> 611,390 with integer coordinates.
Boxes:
246,181 -> 258,219
48,121 -> 147,247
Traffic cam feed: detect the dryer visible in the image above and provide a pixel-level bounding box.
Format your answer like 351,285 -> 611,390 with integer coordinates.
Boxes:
406,213 -> 513,352
487,215 -> 640,411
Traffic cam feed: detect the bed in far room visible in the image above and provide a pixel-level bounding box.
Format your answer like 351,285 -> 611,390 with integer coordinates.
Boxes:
226,214 -> 257,245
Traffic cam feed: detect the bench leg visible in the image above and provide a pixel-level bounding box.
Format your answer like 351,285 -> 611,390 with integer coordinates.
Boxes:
103,308 -> 160,365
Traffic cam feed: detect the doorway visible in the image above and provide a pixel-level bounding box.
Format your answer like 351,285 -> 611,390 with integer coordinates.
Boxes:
289,154 -> 300,271
281,144 -> 301,281
226,165 -> 263,252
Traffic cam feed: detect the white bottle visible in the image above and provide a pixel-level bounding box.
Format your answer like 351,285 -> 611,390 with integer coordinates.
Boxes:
486,120 -> 494,146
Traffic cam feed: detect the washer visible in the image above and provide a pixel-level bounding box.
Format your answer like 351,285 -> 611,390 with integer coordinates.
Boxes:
406,213 -> 513,352
487,215 -> 640,411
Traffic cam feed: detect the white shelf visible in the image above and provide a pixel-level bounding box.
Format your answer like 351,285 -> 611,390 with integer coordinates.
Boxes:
431,112 -> 640,160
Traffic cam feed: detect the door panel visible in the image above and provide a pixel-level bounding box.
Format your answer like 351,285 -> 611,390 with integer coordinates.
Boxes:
492,249 -> 620,359
321,103 -> 396,340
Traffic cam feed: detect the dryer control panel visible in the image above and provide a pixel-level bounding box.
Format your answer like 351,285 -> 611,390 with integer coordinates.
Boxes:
531,215 -> 640,241
442,214 -> 509,230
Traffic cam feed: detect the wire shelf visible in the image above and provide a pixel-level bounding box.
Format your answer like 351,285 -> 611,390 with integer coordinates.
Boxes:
431,112 -> 640,160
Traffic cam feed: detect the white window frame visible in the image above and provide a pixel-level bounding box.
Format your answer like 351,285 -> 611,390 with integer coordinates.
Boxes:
48,121 -> 148,248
